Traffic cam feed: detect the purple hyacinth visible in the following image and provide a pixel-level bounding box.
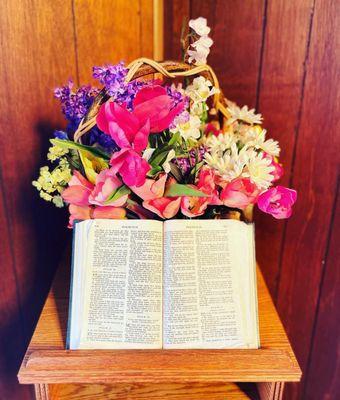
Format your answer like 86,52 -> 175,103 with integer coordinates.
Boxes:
54,81 -> 99,124
93,62 -> 150,110
93,62 -> 127,97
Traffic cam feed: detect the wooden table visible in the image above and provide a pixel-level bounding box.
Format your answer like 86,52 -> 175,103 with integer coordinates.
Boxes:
18,259 -> 301,400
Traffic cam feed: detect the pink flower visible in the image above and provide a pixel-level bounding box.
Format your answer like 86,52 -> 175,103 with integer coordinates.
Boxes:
205,122 -> 221,136
97,101 -> 150,152
110,148 -> 151,187
68,204 -> 126,228
139,177 -> 181,219
130,173 -> 168,200
145,197 -> 181,219
265,154 -> 284,182
220,178 -> 260,209
133,85 -> 185,132
180,168 -> 221,217
62,171 -> 94,206
257,186 -> 297,219
89,168 -> 128,207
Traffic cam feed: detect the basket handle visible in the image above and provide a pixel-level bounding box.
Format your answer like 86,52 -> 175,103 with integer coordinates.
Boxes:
74,58 -> 229,142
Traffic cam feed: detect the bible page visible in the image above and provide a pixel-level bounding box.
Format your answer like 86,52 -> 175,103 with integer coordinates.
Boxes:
69,219 -> 163,349
163,219 -> 258,349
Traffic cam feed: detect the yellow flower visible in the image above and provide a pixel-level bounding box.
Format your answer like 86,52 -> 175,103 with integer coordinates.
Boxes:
79,150 -> 108,184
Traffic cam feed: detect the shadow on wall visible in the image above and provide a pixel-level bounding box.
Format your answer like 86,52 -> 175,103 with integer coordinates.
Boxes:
0,119 -> 70,399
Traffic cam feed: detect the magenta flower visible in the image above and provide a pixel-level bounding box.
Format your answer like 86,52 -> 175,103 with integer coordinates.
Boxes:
109,148 -> 151,187
97,101 -> 150,153
257,186 -> 297,219
133,85 -> 185,132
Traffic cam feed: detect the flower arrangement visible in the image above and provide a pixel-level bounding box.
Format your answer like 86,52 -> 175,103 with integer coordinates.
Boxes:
33,18 -> 296,227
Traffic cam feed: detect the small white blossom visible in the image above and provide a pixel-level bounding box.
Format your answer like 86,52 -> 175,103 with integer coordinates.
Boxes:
186,76 -> 218,103
227,104 -> 263,125
204,132 -> 235,157
171,115 -> 201,140
189,17 -> 211,36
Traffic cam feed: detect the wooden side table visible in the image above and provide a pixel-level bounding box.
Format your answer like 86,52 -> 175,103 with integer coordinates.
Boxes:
18,259 -> 301,400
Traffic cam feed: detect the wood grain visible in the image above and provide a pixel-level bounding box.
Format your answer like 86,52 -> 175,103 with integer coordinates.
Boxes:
73,0 -> 154,85
48,382 -> 259,399
254,0 -> 314,297
0,1 -> 76,399
190,0 -> 265,107
17,261 -> 301,386
276,0 -> 340,398
303,183 -> 340,399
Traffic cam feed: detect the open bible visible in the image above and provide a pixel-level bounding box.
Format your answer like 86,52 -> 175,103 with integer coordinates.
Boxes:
67,219 -> 259,350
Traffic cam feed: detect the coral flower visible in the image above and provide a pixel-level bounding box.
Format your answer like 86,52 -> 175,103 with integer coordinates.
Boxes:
220,178 -> 260,209
257,186 -> 297,219
61,171 -> 94,206
68,204 -> 126,228
89,168 -> 128,207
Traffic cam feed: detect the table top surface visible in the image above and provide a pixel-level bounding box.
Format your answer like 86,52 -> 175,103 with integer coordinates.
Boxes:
18,256 -> 301,385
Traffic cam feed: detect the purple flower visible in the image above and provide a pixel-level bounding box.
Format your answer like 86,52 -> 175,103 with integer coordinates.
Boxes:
87,127 -> 118,153
54,81 -> 99,124
93,62 -> 127,97
173,146 -> 206,175
54,130 -> 68,140
93,62 -> 150,110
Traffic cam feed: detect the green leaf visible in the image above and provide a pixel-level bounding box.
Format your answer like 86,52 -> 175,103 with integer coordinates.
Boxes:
165,183 -> 207,197
168,131 -> 181,146
50,139 -> 110,160
105,185 -> 131,205
147,166 -> 163,177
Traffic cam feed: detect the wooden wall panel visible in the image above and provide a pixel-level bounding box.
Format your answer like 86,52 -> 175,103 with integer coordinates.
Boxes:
74,0 -> 154,85
304,183 -> 340,399
190,0 -> 265,108
0,1 -> 76,399
255,0 -> 314,296
0,1 -> 155,399
276,0 -> 340,398
164,2 -> 339,399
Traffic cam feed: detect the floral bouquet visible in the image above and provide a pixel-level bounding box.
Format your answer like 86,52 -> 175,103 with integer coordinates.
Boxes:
33,17 -> 297,227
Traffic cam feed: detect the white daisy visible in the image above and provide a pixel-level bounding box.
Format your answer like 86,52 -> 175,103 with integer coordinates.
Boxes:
227,104 -> 263,125
242,151 -> 275,188
204,132 -> 235,157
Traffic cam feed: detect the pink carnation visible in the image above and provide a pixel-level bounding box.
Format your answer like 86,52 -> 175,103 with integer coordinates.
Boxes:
257,186 -> 297,219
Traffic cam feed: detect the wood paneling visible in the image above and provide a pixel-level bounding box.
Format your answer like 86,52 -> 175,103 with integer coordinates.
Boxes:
304,183 -> 340,399
190,0 -> 265,107
255,0 -> 314,296
0,1 -> 154,399
163,2 -> 339,400
276,0 -> 340,397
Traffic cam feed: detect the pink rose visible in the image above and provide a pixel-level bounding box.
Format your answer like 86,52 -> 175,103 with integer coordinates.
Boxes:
110,148 -> 151,187
220,178 -> 260,209
257,186 -> 297,219
133,85 -> 185,132
97,101 -> 150,153
89,168 -> 128,207
62,171 -> 94,206
68,204 -> 126,228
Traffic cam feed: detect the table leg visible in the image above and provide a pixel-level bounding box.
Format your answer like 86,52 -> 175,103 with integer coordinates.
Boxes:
34,383 -> 50,400
257,382 -> 285,400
